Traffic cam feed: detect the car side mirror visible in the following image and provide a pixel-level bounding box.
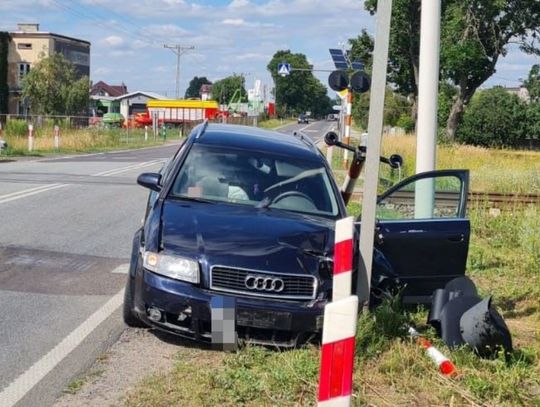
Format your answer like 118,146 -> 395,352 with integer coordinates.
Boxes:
137,172 -> 162,192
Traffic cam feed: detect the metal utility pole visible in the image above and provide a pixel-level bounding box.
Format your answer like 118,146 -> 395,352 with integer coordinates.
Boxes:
415,0 -> 442,218
164,44 -> 195,99
357,0 -> 393,305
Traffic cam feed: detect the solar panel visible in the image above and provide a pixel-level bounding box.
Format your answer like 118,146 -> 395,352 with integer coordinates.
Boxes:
351,61 -> 364,71
329,49 -> 349,70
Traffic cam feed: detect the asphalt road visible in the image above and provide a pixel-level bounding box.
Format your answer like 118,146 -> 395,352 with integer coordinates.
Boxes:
0,144 -> 177,407
277,118 -> 338,145
0,121 -> 335,407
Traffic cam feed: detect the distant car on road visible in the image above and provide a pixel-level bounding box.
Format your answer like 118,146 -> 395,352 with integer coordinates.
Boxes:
124,123 -> 471,347
326,114 -> 337,121
297,114 -> 309,124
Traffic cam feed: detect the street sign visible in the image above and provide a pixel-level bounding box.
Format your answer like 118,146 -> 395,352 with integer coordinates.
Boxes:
277,62 -> 291,77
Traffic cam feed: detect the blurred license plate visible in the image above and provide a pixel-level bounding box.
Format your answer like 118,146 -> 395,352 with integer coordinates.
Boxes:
236,309 -> 292,330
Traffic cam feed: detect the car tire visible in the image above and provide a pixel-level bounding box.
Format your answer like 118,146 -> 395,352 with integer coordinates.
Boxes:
123,276 -> 147,328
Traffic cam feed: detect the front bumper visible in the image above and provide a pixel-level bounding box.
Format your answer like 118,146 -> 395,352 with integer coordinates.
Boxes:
134,269 -> 327,347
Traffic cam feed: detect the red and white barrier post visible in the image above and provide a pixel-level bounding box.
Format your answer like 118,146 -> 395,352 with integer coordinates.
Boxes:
54,125 -> 60,149
342,90 -> 353,169
318,216 -> 358,407
27,124 -> 34,152
408,326 -> 457,376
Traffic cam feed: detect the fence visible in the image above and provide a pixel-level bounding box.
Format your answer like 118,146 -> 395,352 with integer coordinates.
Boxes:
0,114 -> 263,154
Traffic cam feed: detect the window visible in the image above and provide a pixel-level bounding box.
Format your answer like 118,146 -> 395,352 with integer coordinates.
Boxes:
170,144 -> 339,218
17,43 -> 32,50
18,63 -> 30,84
376,175 -> 465,220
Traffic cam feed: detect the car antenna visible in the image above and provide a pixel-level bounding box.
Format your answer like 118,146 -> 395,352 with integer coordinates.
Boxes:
195,119 -> 209,139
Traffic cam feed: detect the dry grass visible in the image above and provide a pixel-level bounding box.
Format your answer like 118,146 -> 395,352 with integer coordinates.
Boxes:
381,134 -> 540,194
2,128 -> 168,156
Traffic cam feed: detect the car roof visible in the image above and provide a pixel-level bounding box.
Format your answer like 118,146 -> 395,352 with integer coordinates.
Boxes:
190,123 -> 322,162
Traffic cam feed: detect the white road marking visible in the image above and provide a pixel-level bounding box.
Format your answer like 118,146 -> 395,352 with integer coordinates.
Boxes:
0,184 -> 65,201
110,264 -> 130,274
0,184 -> 68,205
0,160 -> 164,205
0,288 -> 125,407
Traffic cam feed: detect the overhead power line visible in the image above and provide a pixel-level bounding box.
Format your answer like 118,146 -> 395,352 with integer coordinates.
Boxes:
164,44 -> 195,99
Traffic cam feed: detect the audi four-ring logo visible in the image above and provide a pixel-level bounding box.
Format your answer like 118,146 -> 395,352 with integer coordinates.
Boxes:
244,275 -> 285,292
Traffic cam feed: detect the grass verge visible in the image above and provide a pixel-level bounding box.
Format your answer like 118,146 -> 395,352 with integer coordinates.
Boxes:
1,128 -> 169,158
325,133 -> 540,195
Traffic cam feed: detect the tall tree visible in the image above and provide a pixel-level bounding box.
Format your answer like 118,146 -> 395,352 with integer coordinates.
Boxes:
348,29 -> 374,74
185,76 -> 212,99
359,0 -> 540,140
267,50 -> 332,117
524,64 -> 540,102
22,53 -> 89,115
211,74 -> 247,105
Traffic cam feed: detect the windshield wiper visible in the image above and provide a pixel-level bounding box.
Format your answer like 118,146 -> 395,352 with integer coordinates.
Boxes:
171,195 -> 215,204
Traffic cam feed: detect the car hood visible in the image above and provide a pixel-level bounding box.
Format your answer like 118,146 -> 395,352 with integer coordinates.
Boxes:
160,200 -> 335,275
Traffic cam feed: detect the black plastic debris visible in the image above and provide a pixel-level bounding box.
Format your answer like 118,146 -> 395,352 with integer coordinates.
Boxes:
427,276 -> 512,357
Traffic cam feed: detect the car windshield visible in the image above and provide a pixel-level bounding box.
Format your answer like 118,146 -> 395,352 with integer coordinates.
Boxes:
170,144 -> 339,217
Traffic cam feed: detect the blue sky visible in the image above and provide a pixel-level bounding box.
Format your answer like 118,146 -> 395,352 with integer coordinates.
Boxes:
1,0 -> 538,99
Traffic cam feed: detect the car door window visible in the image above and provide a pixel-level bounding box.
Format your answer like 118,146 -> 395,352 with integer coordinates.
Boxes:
376,173 -> 466,220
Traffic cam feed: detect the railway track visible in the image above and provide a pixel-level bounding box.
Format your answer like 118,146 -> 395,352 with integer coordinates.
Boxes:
351,190 -> 540,208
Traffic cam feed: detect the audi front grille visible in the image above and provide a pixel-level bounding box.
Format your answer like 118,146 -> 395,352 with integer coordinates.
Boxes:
210,266 -> 317,300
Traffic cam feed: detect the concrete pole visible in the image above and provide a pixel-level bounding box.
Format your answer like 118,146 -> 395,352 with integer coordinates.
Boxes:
54,125 -> 60,149
27,124 -> 34,152
415,0 -> 441,218
357,0 -> 393,304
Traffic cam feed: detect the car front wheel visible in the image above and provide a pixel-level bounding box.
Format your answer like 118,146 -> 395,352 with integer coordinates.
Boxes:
123,275 -> 147,328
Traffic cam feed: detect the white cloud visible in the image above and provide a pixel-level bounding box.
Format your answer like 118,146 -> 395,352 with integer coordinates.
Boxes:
236,52 -> 270,61
222,18 -> 246,26
229,0 -> 250,8
102,35 -> 124,47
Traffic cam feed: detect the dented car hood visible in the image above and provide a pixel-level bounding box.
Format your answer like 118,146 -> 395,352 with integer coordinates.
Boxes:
160,200 -> 335,276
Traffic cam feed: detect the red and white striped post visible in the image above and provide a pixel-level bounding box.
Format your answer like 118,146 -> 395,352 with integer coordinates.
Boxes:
342,90 -> 353,168
54,125 -> 60,149
27,124 -> 34,152
318,216 -> 358,407
408,327 -> 457,376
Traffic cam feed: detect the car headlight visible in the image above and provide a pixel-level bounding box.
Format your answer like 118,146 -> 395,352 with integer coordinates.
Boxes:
143,251 -> 199,284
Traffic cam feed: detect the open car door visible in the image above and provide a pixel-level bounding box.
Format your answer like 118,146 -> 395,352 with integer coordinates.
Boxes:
374,170 -> 470,305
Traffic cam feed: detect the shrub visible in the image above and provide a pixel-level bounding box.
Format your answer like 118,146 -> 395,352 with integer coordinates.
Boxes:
457,87 -> 526,147
396,114 -> 415,132
5,119 -> 28,137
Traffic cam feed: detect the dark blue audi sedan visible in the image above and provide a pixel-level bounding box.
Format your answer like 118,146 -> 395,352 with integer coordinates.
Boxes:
123,122 -> 471,347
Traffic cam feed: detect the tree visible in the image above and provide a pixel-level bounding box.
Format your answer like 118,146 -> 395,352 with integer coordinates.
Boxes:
267,50 -> 332,117
185,76 -> 212,99
525,102 -> 540,141
457,87 -> 525,147
348,30 -> 374,74
360,0 -> 540,140
22,53 -> 89,115
524,65 -> 540,102
352,87 -> 412,129
211,75 -> 246,105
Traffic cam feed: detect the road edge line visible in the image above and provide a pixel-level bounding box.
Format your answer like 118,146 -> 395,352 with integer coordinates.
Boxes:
0,289 -> 125,407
